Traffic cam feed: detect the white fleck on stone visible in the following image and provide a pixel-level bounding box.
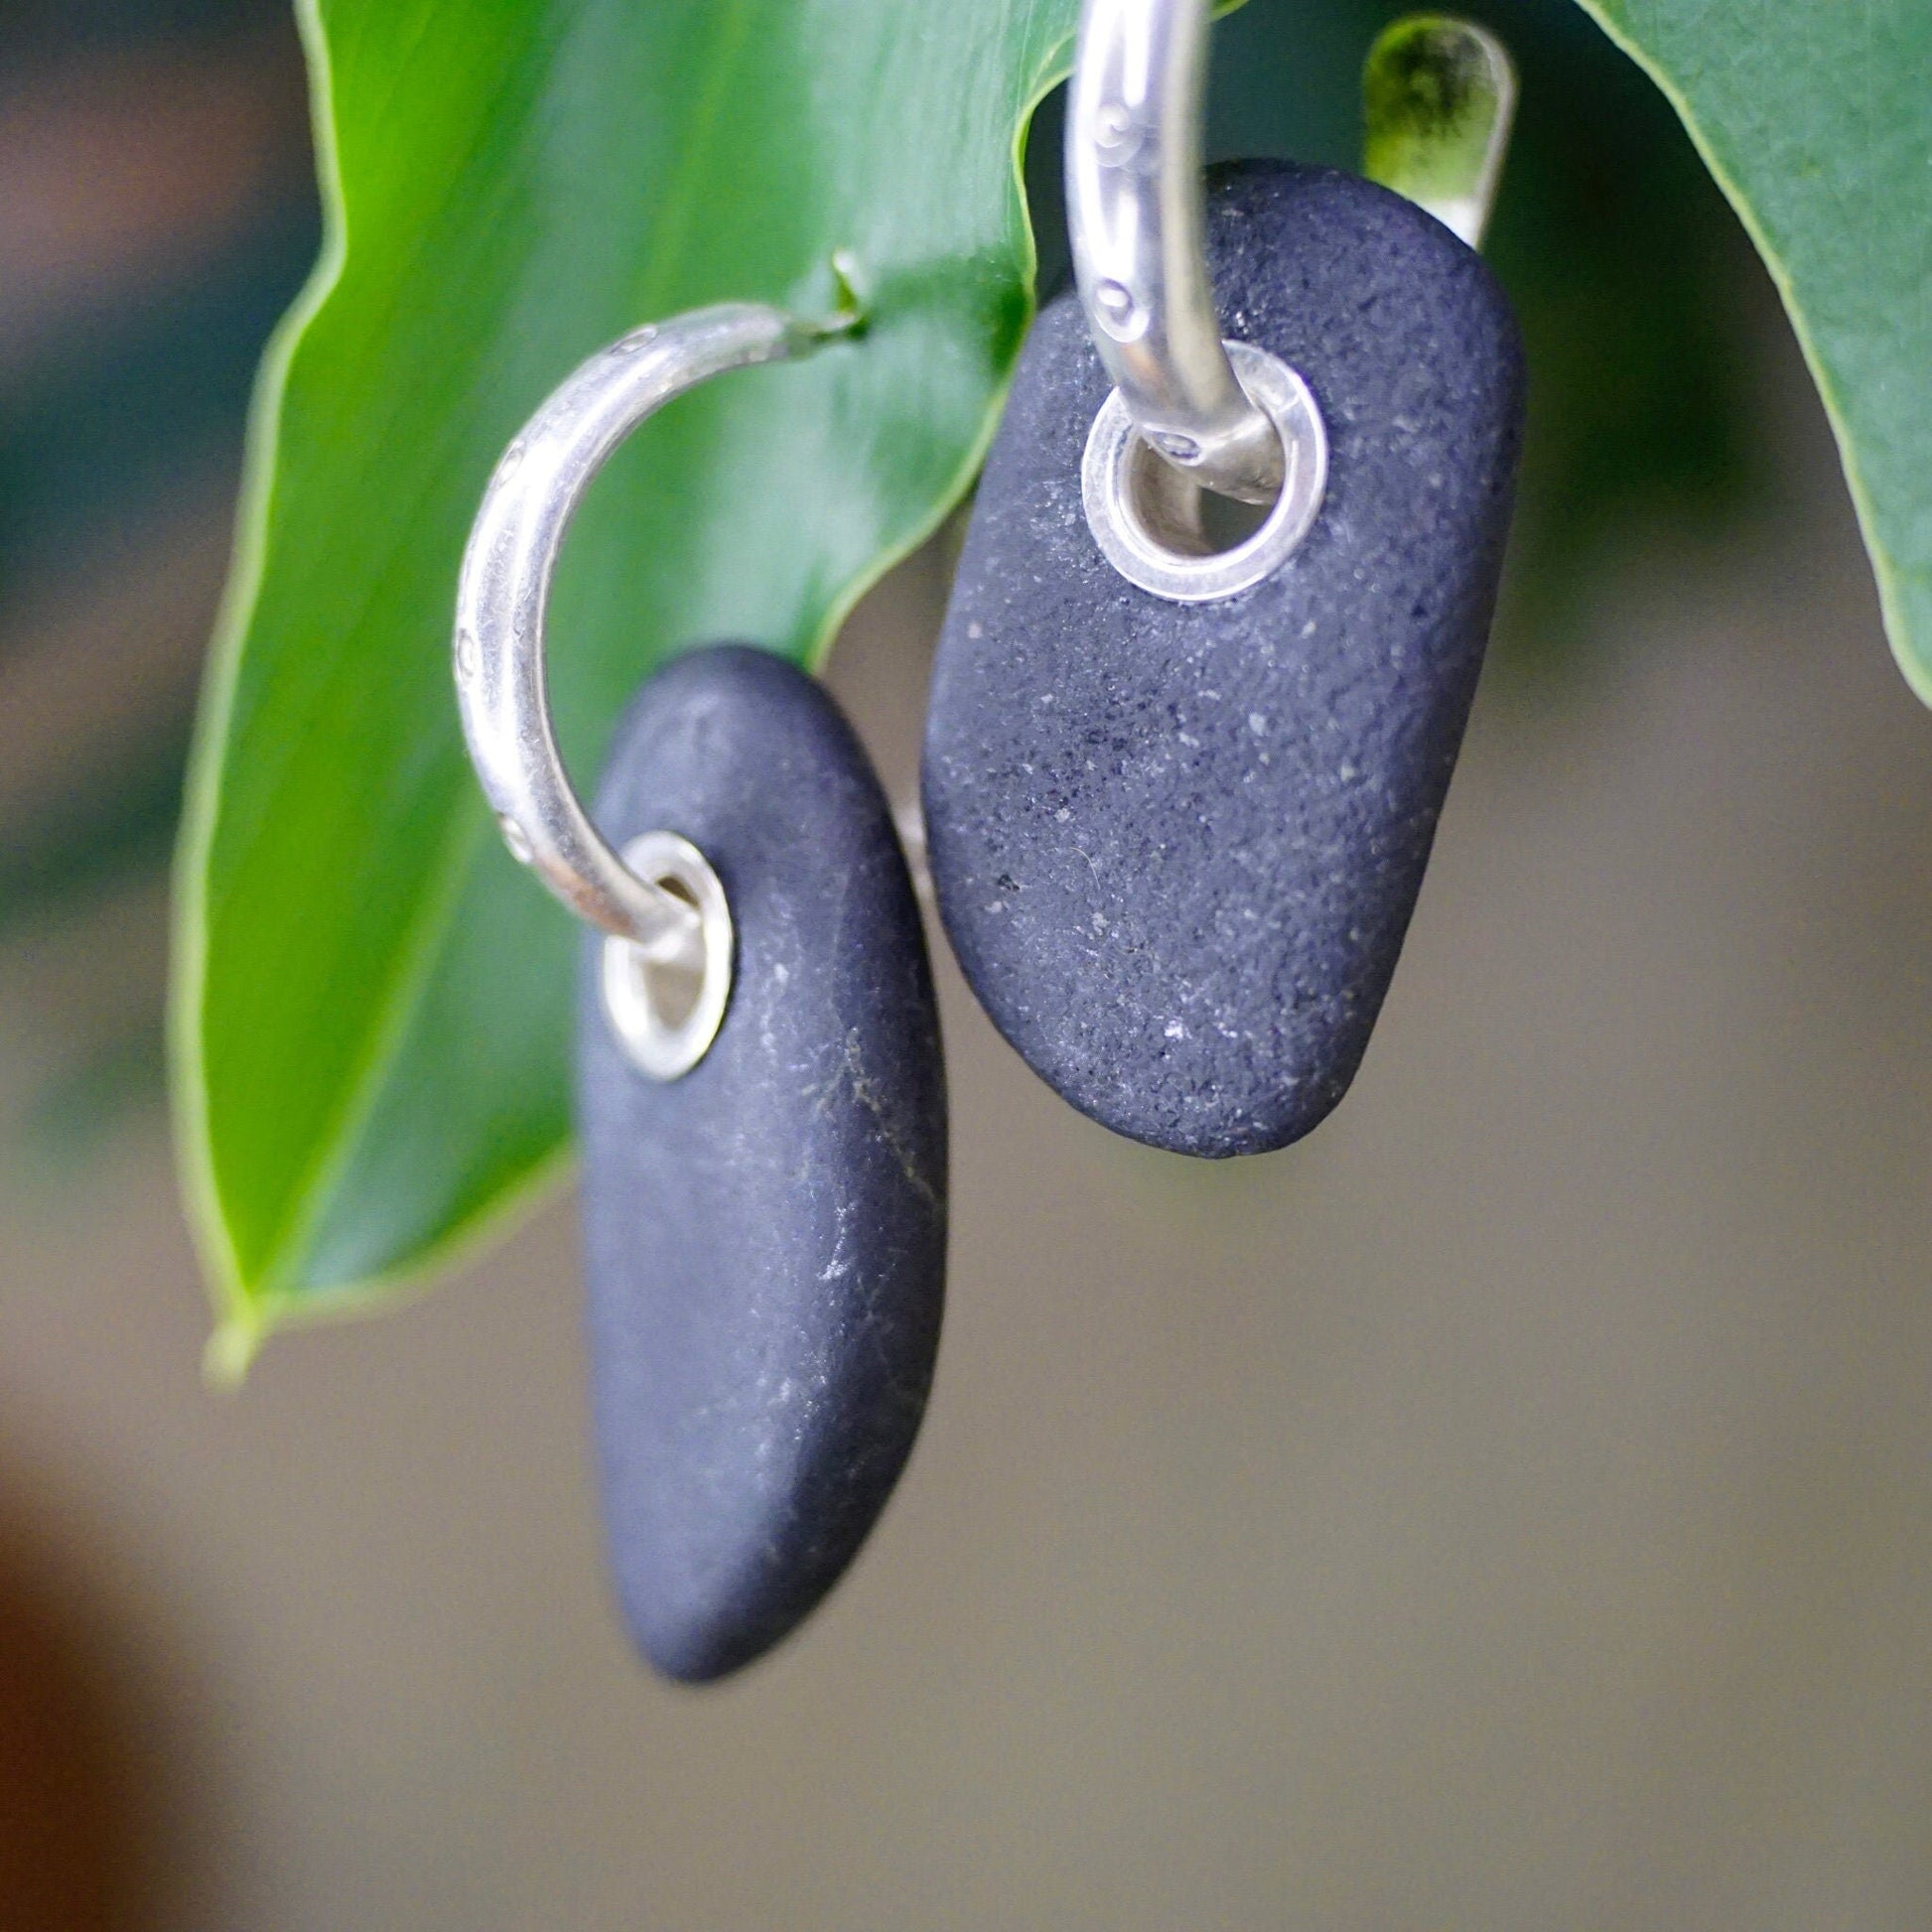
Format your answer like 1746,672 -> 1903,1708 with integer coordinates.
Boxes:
1339,761 -> 1357,781
967,621 -> 983,638
1055,806 -> 1070,821
1248,712 -> 1267,736
773,961 -> 789,984
1164,1019 -> 1184,1039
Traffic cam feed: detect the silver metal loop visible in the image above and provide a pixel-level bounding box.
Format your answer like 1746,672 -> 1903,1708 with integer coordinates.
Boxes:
455,301 -> 829,1075
1067,0 -> 1286,505
1082,340 -> 1326,601
600,832 -> 733,1080
456,303 -> 811,955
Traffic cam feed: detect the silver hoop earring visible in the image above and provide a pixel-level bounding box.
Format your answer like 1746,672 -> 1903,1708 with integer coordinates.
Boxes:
455,304 -> 817,1079
455,305 -> 947,1683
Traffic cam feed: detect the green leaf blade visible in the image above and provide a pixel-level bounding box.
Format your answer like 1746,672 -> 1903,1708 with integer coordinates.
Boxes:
180,0 -> 1932,1354
174,0 -> 1080,1345
1577,0 -> 1932,697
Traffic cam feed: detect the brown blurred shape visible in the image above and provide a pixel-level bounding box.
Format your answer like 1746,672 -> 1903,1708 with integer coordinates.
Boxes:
0,22 -> 315,1921
0,1505 -> 148,1931
0,28 -> 310,381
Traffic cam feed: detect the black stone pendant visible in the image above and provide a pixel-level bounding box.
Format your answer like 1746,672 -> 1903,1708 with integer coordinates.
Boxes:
924,162 -> 1525,1157
577,645 -> 946,1682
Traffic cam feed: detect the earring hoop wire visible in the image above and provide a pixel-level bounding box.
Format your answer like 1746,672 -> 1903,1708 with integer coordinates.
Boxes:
454,301 -> 837,1076
456,303 -> 825,961
1067,0 -> 1286,505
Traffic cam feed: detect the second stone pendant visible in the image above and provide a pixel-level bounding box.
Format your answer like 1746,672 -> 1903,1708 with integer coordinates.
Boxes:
922,161 -> 1526,1157
579,648 -> 947,1681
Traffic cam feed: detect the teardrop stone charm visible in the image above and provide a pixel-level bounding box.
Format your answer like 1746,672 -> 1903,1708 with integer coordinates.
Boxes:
578,646 -> 946,1682
923,162 -> 1526,1157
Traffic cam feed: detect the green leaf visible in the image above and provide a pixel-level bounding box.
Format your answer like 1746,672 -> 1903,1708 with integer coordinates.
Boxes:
1361,15 -> 1515,247
179,0 -> 1928,1360
1571,0 -> 1932,698
174,0 -> 1085,1363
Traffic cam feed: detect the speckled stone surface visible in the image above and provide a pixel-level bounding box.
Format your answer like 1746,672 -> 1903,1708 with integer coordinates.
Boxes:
923,162 -> 1525,1157
577,646 -> 946,1683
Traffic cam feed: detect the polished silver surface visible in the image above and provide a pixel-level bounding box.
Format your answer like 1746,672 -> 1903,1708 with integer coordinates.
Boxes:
1082,340 -> 1326,601
1361,16 -> 1516,249
1067,0 -> 1286,506
454,302 -> 825,1074
455,303 -> 809,960
600,832 -> 733,1080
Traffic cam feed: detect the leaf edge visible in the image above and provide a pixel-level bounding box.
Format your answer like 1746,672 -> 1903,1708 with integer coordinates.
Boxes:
1568,0 -> 1932,707
172,11 -> 1089,1365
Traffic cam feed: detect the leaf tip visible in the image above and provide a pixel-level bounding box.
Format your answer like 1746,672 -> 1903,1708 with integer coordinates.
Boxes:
819,249 -> 870,338
204,1312 -> 266,1391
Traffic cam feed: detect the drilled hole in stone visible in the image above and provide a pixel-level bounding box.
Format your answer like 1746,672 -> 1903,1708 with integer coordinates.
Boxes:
626,876 -> 704,1034
1124,433 -> 1279,559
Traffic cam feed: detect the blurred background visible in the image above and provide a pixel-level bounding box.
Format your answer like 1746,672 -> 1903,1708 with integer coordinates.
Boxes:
0,0 -> 1927,1925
